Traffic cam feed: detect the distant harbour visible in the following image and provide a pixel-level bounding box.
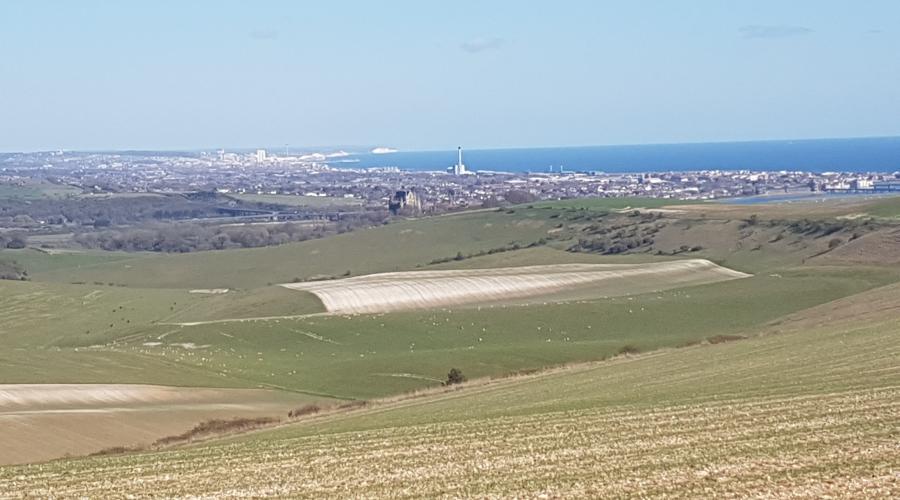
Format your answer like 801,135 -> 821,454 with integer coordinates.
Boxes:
330,137 -> 900,174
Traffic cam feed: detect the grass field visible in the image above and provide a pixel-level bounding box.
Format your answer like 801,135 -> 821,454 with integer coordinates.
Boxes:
0,248 -> 134,276
21,209 -> 560,289
10,197 -> 898,288
0,181 -> 82,200
531,197 -> 699,210
227,193 -> 365,208
866,194 -> 900,218
2,264 -> 891,402
3,282 -> 896,497
2,197 -> 899,476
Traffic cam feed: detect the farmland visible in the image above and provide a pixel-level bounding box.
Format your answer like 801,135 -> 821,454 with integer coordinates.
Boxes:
282,260 -> 748,314
0,181 -> 82,200
0,384 -> 323,465
2,281 -> 897,497
9,195 -> 897,289
13,208 -> 559,289
0,196 -> 899,488
226,193 -> 365,208
1,263 -> 894,402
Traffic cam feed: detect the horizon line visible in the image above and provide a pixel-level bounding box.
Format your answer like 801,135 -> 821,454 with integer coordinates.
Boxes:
3,134 -> 900,155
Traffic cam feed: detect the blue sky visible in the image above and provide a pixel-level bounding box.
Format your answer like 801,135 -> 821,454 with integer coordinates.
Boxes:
1,0 -> 898,151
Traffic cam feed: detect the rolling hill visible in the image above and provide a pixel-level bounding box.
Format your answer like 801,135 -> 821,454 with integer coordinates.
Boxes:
0,196 -> 898,478
3,281 -> 897,496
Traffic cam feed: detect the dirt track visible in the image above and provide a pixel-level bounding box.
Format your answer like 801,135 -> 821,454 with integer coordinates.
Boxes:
282,259 -> 749,314
0,384 -> 318,465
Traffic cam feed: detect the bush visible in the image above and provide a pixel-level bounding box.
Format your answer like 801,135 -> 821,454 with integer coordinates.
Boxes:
445,368 -> 466,385
828,238 -> 842,249
153,417 -> 278,446
0,259 -> 28,281
288,404 -> 321,418
618,345 -> 640,355
5,235 -> 26,249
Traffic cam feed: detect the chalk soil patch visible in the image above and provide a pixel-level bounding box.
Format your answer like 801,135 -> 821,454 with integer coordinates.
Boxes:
282,259 -> 749,314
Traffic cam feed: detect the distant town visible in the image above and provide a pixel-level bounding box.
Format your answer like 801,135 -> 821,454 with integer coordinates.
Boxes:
3,148 -> 900,216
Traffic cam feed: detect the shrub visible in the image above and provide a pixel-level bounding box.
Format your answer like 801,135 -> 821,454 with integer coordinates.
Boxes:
5,235 -> 26,249
288,404 -> 321,418
445,368 -> 466,385
153,417 -> 278,446
0,259 -> 28,281
337,400 -> 368,411
618,344 -> 640,355
706,335 -> 747,344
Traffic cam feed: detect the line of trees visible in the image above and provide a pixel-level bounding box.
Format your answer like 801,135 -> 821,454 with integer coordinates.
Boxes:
72,211 -> 391,253
73,222 -> 330,252
0,195 -> 222,229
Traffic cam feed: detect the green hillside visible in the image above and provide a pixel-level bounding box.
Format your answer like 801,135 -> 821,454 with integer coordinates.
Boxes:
3,199 -> 899,400
20,209 -> 558,289
1,264 -> 894,399
2,198 -> 899,476
6,196 -> 897,291
4,282 -> 897,497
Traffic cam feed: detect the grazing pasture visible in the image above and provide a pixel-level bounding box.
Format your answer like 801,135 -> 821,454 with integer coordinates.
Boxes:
95,267 -> 896,400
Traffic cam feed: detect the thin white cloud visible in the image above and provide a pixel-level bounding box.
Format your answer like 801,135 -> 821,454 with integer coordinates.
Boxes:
739,25 -> 813,39
249,29 -> 279,40
460,36 -> 504,54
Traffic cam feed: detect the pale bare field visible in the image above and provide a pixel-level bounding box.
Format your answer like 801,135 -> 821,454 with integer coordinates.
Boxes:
0,384 -> 321,465
282,259 -> 749,314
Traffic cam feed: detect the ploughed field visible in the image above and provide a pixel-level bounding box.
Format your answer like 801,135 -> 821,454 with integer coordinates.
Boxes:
0,384 -> 324,465
3,282 -> 897,497
281,259 -> 749,314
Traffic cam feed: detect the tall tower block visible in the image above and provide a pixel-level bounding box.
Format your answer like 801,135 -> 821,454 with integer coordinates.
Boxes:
448,146 -> 467,175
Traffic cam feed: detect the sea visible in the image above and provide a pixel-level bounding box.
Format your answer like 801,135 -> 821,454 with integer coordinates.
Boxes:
327,137 -> 900,174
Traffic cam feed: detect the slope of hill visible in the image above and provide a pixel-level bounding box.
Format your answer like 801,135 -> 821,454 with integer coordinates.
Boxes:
281,259 -> 748,314
20,209 -> 559,289
14,196 -> 898,289
3,282 -> 897,497
1,197 -> 899,470
1,265 -> 892,401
